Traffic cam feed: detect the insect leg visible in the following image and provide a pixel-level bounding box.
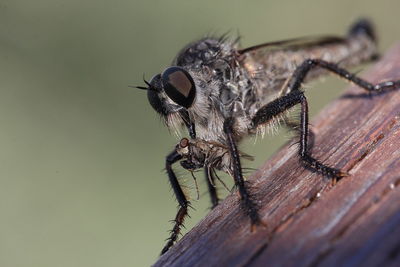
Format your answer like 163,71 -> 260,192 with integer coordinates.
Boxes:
287,59 -> 400,94
251,90 -> 344,178
285,119 -> 315,151
179,110 -> 196,138
204,166 -> 219,209
223,117 -> 261,226
297,93 -> 346,177
161,149 -> 190,255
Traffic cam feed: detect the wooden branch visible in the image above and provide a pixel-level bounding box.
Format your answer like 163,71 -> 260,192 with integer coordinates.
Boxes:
155,43 -> 400,267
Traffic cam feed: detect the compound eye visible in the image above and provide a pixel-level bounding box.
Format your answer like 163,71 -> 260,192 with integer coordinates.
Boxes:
161,66 -> 196,109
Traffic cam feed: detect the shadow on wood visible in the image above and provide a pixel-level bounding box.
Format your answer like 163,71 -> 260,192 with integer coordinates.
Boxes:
155,43 -> 400,267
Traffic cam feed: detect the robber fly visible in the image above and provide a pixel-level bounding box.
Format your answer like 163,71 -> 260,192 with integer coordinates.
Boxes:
136,19 -> 400,254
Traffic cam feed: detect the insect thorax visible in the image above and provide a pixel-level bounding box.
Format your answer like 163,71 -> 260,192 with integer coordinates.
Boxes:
169,37 -> 259,143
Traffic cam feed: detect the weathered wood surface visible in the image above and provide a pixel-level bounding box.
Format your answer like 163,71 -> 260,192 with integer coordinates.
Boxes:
154,43 -> 400,267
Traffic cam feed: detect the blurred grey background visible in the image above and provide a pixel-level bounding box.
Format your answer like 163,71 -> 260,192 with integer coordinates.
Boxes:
0,0 -> 399,266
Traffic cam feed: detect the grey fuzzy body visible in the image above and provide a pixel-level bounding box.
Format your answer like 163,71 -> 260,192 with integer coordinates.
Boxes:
152,29 -> 377,175
143,21 -> 387,254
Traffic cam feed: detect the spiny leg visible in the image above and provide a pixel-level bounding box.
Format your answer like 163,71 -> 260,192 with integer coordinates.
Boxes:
252,90 -> 344,178
285,118 -> 315,151
223,117 -> 261,227
161,150 -> 190,255
298,93 -> 346,178
252,58 -> 400,178
285,58 -> 400,176
204,166 -> 219,209
287,59 -> 400,95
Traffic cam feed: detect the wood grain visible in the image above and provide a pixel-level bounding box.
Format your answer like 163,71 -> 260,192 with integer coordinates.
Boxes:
154,43 -> 400,267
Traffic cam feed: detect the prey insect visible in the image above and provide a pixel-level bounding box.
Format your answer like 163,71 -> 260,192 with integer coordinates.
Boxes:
137,19 -> 400,255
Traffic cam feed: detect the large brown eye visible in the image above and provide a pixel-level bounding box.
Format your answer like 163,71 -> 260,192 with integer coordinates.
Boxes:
162,66 -> 196,109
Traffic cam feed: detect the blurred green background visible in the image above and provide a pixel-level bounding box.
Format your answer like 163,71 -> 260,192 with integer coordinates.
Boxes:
0,0 -> 399,266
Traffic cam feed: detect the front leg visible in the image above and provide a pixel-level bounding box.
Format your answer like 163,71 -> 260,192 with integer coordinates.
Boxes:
223,117 -> 262,227
161,149 -> 190,255
179,110 -> 196,139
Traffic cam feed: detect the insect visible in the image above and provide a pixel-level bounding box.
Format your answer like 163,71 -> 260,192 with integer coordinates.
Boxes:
136,19 -> 400,254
